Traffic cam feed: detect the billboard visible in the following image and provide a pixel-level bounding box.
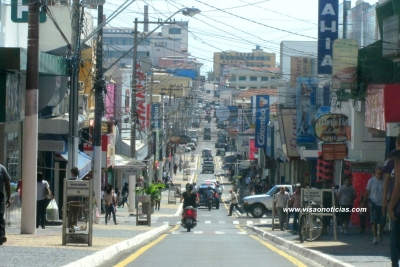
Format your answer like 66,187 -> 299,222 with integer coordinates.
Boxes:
365,85 -> 385,130
315,114 -> 349,142
318,0 -> 339,74
332,39 -> 358,91
255,95 -> 270,148
290,57 -> 312,88
296,77 -> 317,144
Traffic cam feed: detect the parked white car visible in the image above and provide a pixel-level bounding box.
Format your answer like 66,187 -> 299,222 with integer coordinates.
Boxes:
242,185 -> 293,218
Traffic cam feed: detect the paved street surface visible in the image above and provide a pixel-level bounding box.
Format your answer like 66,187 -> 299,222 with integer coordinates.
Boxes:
1,84 -> 395,267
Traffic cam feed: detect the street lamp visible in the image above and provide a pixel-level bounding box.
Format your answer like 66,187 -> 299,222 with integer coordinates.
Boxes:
130,7 -> 201,160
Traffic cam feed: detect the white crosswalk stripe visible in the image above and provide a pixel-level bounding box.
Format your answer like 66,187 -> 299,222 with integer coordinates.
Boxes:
246,221 -> 253,225
170,231 -> 247,235
233,221 -> 239,225
260,220 -> 268,224
218,221 -> 225,224
205,221 -> 211,224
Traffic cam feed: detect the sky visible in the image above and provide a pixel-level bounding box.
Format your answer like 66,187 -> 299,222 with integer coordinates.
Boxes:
87,0 -> 379,75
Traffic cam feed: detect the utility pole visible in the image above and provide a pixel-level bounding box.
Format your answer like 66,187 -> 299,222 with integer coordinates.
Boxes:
21,0 -> 39,234
130,18 -> 138,160
128,18 -> 138,213
68,0 -> 80,171
93,5 -> 104,213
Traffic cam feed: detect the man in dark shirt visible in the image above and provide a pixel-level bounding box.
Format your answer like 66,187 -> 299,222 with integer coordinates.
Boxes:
0,164 -> 11,245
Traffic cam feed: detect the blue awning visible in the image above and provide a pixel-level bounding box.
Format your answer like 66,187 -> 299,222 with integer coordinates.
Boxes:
60,151 -> 92,179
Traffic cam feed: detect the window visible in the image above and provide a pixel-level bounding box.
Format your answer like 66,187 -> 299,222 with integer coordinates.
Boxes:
250,76 -> 257,81
261,77 -> 268,81
169,28 -> 182,34
239,86 -> 246,89
239,76 -> 246,81
155,42 -> 167,48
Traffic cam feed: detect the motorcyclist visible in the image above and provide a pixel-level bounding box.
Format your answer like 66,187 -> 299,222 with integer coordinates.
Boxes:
205,186 -> 215,204
180,183 -> 198,209
180,183 -> 199,222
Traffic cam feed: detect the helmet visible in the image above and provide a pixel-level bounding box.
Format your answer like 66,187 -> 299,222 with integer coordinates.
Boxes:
186,183 -> 193,191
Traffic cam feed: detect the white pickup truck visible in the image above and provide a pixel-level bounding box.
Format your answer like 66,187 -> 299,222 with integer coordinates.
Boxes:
242,184 -> 293,218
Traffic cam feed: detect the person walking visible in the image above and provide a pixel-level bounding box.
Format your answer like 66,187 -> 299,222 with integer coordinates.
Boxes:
0,164 -> 11,245
337,177 -> 357,234
274,186 -> 291,231
36,172 -> 53,229
103,185 -> 118,225
290,184 -> 301,234
228,189 -> 241,216
173,163 -> 178,175
362,167 -> 385,244
121,183 -> 129,208
155,180 -> 162,211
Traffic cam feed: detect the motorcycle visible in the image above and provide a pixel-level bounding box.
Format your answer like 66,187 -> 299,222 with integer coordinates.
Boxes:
207,196 -> 213,211
181,206 -> 197,232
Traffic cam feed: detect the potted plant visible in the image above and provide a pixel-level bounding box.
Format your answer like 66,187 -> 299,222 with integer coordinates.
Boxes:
135,183 -> 165,214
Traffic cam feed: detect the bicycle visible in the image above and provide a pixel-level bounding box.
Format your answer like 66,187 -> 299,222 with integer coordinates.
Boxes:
299,200 -> 323,243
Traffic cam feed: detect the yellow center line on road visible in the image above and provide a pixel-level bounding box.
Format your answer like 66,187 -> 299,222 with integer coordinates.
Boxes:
249,235 -> 308,267
169,225 -> 179,232
113,234 -> 168,267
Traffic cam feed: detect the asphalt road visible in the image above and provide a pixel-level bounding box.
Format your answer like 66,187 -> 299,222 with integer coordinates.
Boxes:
99,91 -> 321,267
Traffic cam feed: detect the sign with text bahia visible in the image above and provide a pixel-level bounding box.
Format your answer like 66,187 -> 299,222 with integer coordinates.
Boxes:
11,0 -> 47,23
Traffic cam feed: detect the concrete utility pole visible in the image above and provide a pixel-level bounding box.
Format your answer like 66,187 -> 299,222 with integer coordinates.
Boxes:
128,18 -> 138,213
68,0 -> 81,171
93,5 -> 104,214
21,0 -> 39,234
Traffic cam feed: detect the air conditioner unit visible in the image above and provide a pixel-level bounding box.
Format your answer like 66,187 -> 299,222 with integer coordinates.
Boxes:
78,81 -> 85,93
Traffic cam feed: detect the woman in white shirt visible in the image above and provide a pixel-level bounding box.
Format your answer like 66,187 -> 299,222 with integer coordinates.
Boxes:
36,172 -> 52,229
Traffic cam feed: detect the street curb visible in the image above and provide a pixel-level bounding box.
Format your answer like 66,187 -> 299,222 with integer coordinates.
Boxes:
62,224 -> 169,267
248,225 -> 354,267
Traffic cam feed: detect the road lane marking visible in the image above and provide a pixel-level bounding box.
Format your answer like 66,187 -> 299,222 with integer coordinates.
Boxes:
218,221 -> 225,224
205,221 -> 211,224
250,235 -> 308,267
215,231 -> 225,234
247,221 -> 254,225
113,234 -> 168,267
260,220 -> 268,224
233,221 -> 239,225
169,225 -> 179,232
193,231 -> 202,234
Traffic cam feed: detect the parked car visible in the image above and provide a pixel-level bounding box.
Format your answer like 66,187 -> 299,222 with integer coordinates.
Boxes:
190,137 -> 198,146
187,143 -> 196,150
216,148 -> 226,156
215,136 -> 227,148
242,185 -> 294,218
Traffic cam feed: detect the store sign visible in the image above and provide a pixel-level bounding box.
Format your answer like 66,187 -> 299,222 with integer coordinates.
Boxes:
136,63 -> 149,129
255,95 -> 269,148
322,144 -> 346,160
11,0 -> 47,23
296,77 -> 317,144
318,0 -> 338,74
151,103 -> 161,129
350,162 -> 377,173
315,114 -> 349,142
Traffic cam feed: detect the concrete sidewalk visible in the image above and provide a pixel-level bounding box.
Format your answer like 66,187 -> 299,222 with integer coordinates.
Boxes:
247,218 -> 392,267
0,154 -> 202,267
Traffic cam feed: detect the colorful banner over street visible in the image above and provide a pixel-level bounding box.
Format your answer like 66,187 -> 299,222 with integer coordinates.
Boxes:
318,0 -> 338,74
254,95 -> 269,148
296,77 -> 317,144
332,39 -> 358,91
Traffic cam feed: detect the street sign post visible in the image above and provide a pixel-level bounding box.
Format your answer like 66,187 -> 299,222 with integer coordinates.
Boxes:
11,0 -> 47,23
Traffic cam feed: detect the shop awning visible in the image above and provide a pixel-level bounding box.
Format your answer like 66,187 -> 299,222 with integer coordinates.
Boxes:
114,154 -> 147,169
120,139 -> 148,161
59,151 -> 92,179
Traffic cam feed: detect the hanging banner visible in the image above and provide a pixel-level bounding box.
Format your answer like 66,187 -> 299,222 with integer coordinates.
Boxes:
151,103 -> 161,130
318,0 -> 339,74
255,95 -> 270,148
332,39 -> 358,91
136,63 -> 149,130
296,77 -> 317,144
249,138 -> 257,160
